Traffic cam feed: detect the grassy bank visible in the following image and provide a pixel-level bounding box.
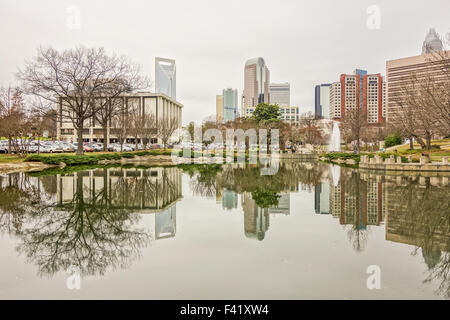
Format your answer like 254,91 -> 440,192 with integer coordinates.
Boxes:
23,149 -> 251,166
24,149 -> 174,165
384,138 -> 450,162
27,162 -> 224,177
322,152 -> 411,164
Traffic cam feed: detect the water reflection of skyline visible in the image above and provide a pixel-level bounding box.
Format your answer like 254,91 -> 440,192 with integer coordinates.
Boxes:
56,167 -> 182,240
0,163 -> 449,297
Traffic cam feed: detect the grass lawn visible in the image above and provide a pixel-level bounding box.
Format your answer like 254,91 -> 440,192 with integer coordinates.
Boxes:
0,149 -> 174,165
0,154 -> 24,163
385,138 -> 450,162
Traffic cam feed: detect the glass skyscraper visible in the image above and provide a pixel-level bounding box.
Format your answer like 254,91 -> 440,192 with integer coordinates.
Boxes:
354,69 -> 367,110
222,88 -> 238,122
243,57 -> 270,116
155,57 -> 176,100
314,83 -> 331,118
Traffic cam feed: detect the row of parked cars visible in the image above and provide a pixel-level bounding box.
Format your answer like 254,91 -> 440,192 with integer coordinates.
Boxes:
0,139 -> 164,154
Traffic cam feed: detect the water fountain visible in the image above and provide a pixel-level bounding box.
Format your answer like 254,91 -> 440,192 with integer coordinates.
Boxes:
330,165 -> 341,187
328,122 -> 341,152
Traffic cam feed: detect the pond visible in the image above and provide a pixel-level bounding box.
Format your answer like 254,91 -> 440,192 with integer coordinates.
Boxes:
0,161 -> 449,299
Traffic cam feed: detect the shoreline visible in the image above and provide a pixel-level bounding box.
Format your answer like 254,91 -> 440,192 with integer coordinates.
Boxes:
0,161 -> 57,175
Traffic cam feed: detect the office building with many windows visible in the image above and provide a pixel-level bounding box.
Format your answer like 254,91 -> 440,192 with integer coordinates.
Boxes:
57,92 -> 183,144
243,57 -> 270,116
328,70 -> 385,125
269,82 -> 290,106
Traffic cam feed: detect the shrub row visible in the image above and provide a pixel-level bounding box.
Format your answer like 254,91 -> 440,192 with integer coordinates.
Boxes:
323,152 -> 409,164
24,149 -> 249,166
25,152 -> 130,165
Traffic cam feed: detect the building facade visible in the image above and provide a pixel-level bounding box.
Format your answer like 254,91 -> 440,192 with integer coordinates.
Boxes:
243,57 -> 270,116
314,84 -> 331,119
386,51 -> 449,125
57,92 -> 183,143
216,95 -> 223,123
269,82 -> 290,106
279,105 -> 300,124
329,82 -> 342,119
222,88 -> 239,122
329,70 -> 385,125
155,57 -> 176,100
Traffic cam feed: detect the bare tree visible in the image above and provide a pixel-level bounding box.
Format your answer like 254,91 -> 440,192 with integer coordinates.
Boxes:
298,111 -> 324,145
157,117 -> 179,149
341,107 -> 368,153
111,112 -> 130,153
17,46 -> 149,155
391,49 -> 450,149
140,113 -> 156,149
128,105 -> 143,151
0,87 -> 32,156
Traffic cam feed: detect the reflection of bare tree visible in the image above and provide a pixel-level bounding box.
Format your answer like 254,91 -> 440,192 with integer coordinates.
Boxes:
346,228 -> 369,252
16,173 -> 150,277
0,173 -> 53,235
386,178 -> 450,297
108,167 -> 180,210
187,165 -> 222,198
343,171 -> 369,252
425,252 -> 450,298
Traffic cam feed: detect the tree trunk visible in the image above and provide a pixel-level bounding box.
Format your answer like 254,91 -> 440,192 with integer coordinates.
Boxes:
415,136 -> 426,149
7,137 -> 11,154
425,132 -> 432,150
76,126 -> 84,155
103,126 -> 108,152
38,135 -> 40,154
409,137 -> 414,150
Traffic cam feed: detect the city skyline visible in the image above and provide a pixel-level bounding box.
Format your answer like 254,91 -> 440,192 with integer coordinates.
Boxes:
0,1 -> 448,125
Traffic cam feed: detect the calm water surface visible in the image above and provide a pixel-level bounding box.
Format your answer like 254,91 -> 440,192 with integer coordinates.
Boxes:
0,161 -> 449,299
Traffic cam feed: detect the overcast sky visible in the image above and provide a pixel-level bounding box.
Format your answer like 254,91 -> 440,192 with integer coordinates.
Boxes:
0,0 -> 449,124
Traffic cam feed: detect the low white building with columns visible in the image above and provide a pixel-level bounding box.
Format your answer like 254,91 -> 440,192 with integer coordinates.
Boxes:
57,92 -> 183,144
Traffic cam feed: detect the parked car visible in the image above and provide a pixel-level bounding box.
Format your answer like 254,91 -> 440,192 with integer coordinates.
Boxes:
83,144 -> 94,152
61,143 -> 76,152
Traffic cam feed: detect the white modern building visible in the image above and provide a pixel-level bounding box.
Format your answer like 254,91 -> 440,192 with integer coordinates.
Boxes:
269,82 -> 290,106
329,82 -> 341,119
155,57 -> 176,100
57,92 -> 183,144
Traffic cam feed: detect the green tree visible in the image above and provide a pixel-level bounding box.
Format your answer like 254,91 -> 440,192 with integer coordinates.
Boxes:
384,132 -> 402,148
251,103 -> 281,123
251,187 -> 281,208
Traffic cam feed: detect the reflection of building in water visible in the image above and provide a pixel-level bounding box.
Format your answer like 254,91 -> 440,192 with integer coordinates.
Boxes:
314,183 -> 330,214
385,179 -> 450,268
328,177 -> 385,228
242,192 -> 270,241
268,192 -> 290,215
156,205 -> 176,239
330,183 -> 341,218
222,189 -> 238,210
56,167 -> 182,240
